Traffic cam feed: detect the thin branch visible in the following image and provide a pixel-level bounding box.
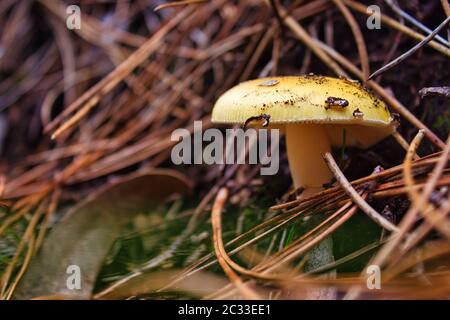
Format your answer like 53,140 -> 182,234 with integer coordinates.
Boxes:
419,86 -> 450,99
384,0 -> 450,47
343,0 -> 450,57
323,152 -> 399,232
369,16 -> 450,79
345,133 -> 450,300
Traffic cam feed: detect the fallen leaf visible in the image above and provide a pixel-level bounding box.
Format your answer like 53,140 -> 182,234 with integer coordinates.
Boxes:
14,169 -> 191,299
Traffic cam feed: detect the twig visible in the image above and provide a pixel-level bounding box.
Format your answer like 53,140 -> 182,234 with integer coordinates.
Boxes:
323,152 -> 399,232
419,86 -> 450,99
343,0 -> 450,57
369,16 -> 450,79
271,152 -> 448,211
345,133 -> 450,300
383,0 -> 450,47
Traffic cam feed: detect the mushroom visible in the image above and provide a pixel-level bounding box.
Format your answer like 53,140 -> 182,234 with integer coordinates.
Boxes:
211,75 -> 395,197
211,76 -> 396,298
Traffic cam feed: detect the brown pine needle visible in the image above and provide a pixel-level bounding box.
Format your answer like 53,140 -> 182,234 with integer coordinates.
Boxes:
392,131 -> 420,160
211,188 -> 262,300
331,0 -> 370,81
403,130 -> 426,206
404,131 -> 450,239
154,0 -> 207,12
46,6 -> 194,138
441,0 -> 450,17
268,0 -> 285,35
277,3 -> 348,77
346,133 -> 450,300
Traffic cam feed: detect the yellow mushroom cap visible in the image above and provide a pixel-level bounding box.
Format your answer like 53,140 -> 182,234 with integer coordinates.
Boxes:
211,76 -> 396,148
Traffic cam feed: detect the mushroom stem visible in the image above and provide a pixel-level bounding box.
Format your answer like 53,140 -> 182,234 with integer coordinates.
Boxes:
285,123 -> 333,193
285,123 -> 337,299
